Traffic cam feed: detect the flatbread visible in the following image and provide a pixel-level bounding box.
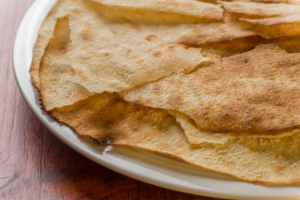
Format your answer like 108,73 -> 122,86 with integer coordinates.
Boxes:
170,110 -> 297,146
81,0 -> 218,25
37,0 -> 258,110
169,110 -> 234,145
104,13 -> 258,56
219,2 -> 300,39
123,44 -> 300,134
242,13 -> 300,26
275,35 -> 300,53
94,0 -> 224,22
30,0 -> 256,92
39,17 -> 93,111
241,14 -> 300,38
219,1 -> 300,18
55,0 -> 209,94
252,0 -> 300,4
51,92 -> 300,184
106,16 -> 257,47
40,18 -> 298,143
31,0 -> 300,185
198,34 -> 300,57
30,0 -> 60,89
199,35 -> 268,56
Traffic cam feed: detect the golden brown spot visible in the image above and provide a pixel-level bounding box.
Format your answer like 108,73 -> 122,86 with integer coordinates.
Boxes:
153,83 -> 161,91
103,51 -> 111,56
80,23 -> 93,40
120,46 -> 132,56
80,28 -> 93,40
137,60 -> 144,64
167,45 -> 177,51
74,68 -> 88,82
126,49 -> 132,55
153,51 -> 163,58
165,44 -> 183,52
167,94 -> 183,109
146,34 -> 158,42
58,42 -> 69,52
272,165 -> 286,176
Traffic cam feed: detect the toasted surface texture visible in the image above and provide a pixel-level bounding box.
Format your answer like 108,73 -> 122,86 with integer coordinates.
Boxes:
242,13 -> 300,26
55,0 -> 209,94
220,1 -> 300,39
38,0 -> 259,109
220,1 -> 300,18
31,0 -> 300,185
252,0 -> 300,4
169,110 -> 298,145
169,110 -> 234,145
51,93 -> 300,184
39,18 -> 93,111
240,14 -> 300,38
94,0 -> 224,21
123,44 -> 300,134
30,0 -> 59,89
106,16 -> 257,48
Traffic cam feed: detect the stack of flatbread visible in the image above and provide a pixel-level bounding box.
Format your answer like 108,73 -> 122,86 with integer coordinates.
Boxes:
30,0 -> 300,184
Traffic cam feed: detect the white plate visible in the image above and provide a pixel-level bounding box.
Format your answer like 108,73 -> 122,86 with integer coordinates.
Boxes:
13,0 -> 300,199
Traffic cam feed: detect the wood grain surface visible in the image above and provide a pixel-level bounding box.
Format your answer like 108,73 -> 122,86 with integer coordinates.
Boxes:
0,0 -> 225,199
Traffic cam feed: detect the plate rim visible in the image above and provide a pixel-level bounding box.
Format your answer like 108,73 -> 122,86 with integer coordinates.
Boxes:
12,0 -> 300,199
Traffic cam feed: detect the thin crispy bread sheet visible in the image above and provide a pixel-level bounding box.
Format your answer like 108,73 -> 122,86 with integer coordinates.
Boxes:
39,18 -> 93,111
51,93 -> 300,184
169,110 -> 298,146
55,0 -> 209,94
123,44 -> 300,134
94,0 -> 224,22
200,34 -> 300,57
105,12 -> 257,47
32,0 -> 259,97
39,18 -> 300,143
31,0 -> 256,95
219,1 -> 300,18
30,0 -> 60,89
37,0 -> 259,110
219,1 -> 300,38
38,17 -> 300,143
241,14 -> 300,39
252,0 -> 300,4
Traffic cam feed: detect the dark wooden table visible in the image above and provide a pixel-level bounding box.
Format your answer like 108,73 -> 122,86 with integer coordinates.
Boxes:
0,0 -> 225,199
